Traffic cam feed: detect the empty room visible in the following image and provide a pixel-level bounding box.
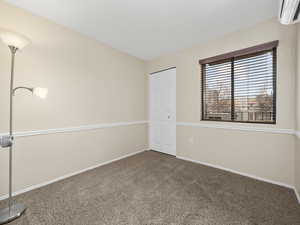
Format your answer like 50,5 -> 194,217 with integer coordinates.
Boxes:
0,0 -> 300,224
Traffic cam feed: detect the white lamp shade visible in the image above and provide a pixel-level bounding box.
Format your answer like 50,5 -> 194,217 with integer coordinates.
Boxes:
0,29 -> 30,49
33,88 -> 48,99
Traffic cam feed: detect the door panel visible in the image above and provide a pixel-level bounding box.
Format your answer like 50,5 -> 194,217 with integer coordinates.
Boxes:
149,68 -> 176,155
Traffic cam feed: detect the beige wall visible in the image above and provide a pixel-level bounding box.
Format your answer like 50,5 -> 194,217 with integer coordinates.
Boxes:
296,24 -> 300,196
0,2 -> 147,196
0,1 -> 298,198
0,125 -> 147,197
147,19 -> 297,186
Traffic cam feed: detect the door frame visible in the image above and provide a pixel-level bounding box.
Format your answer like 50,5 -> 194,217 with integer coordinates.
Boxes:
148,67 -> 176,156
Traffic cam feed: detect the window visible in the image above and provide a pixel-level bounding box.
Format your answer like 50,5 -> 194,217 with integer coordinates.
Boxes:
200,41 -> 278,124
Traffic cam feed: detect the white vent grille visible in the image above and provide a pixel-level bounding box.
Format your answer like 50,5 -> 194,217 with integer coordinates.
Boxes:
279,0 -> 300,24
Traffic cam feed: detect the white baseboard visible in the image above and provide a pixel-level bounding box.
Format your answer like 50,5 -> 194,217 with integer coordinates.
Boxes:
1,151 -> 298,205
294,187 -> 300,204
176,156 -> 293,189
0,149 -> 147,201
177,155 -> 300,204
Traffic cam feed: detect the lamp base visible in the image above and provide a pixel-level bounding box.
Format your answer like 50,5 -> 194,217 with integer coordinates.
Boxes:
0,203 -> 26,224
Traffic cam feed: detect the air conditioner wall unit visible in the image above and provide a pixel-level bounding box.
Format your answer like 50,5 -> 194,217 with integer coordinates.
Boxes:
279,0 -> 300,25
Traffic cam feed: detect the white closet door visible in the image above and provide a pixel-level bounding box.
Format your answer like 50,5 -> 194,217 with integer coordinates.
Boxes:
149,68 -> 176,156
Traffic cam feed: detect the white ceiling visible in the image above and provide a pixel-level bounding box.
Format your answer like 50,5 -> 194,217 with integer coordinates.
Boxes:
5,0 -> 278,60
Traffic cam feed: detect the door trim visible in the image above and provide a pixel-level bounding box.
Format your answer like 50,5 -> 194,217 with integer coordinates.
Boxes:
149,67 -> 176,75
148,67 -> 176,156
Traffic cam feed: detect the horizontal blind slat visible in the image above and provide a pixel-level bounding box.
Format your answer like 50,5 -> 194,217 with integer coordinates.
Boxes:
202,49 -> 275,123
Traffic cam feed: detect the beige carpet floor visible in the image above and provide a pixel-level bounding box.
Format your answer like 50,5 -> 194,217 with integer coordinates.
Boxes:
0,150 -> 300,225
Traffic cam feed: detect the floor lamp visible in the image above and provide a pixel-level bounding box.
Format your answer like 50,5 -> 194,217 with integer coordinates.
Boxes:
0,30 -> 48,224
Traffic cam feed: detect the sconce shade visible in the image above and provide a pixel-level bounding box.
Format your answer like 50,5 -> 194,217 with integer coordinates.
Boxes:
0,29 -> 30,49
33,88 -> 48,99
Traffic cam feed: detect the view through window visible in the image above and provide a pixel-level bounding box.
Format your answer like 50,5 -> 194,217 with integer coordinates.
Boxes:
201,44 -> 277,124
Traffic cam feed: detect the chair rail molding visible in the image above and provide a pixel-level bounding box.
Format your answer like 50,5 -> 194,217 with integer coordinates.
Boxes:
176,122 -> 295,135
2,121 -> 297,138
0,121 -> 148,138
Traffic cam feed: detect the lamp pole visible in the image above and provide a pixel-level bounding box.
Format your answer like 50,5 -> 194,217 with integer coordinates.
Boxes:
8,46 -> 17,213
0,30 -> 47,224
0,46 -> 27,225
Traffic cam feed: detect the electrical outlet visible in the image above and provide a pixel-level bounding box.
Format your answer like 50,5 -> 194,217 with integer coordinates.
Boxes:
0,135 -> 13,148
188,136 -> 194,144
